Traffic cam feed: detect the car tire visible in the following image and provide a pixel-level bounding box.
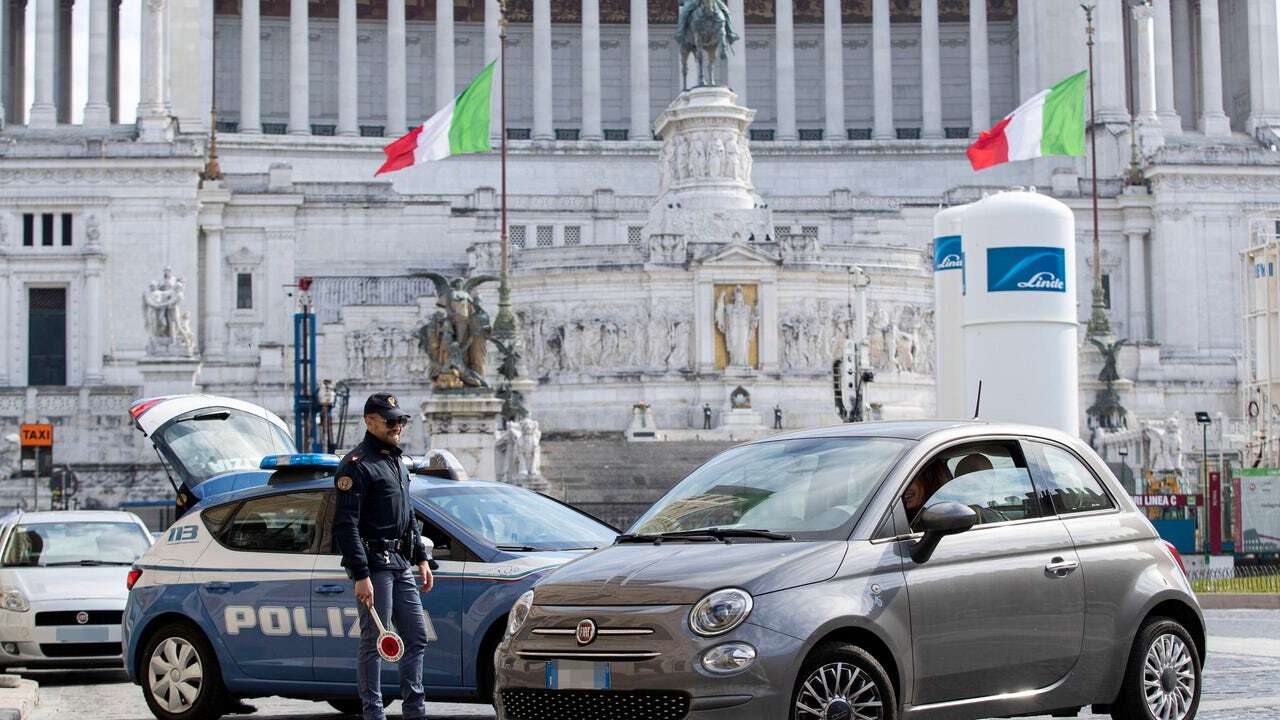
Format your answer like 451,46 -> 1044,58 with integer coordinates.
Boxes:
1111,617 -> 1201,720
790,641 -> 897,720
139,621 -> 229,720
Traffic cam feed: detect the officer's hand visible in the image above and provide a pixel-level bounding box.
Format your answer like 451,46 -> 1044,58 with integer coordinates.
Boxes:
354,577 -> 374,608
419,562 -> 434,594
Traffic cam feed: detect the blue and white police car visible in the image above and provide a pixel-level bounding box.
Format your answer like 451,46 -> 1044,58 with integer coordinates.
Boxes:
122,413 -> 617,720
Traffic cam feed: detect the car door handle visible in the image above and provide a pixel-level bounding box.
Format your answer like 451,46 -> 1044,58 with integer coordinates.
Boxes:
204,582 -> 231,594
315,585 -> 347,595
1045,558 -> 1079,576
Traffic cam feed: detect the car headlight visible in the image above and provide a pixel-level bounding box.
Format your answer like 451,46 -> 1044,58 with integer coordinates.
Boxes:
1,588 -> 29,613
689,588 -> 752,637
701,642 -> 757,674
506,590 -> 534,637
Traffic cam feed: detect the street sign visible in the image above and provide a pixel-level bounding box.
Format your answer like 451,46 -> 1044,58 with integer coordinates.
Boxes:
1209,471 -> 1223,555
1131,493 -> 1201,508
19,423 -> 52,447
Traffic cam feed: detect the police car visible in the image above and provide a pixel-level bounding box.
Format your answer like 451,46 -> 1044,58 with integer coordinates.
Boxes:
123,454 -> 617,720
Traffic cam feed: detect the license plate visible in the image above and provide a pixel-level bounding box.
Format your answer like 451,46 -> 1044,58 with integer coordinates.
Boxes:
55,626 -> 110,642
545,660 -> 611,689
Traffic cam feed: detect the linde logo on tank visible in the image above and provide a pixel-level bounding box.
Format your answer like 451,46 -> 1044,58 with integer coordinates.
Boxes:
987,246 -> 1068,293
933,235 -> 963,271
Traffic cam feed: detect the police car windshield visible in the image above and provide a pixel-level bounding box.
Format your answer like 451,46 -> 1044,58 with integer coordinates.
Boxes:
412,485 -> 616,551
630,437 -> 911,540
1,522 -> 152,567
158,408 -> 295,485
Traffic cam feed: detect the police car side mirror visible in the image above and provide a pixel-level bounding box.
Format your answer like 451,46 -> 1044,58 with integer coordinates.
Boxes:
409,449 -> 469,482
910,501 -> 978,564
423,534 -> 450,560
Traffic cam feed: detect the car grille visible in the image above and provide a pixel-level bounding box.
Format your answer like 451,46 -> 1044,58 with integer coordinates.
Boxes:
39,642 -> 120,658
501,689 -> 690,720
35,611 -> 123,627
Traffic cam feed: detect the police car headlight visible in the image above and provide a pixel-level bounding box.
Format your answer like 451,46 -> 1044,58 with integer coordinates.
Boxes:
506,590 -> 534,637
1,588 -> 29,613
689,588 -> 752,637
701,642 -> 757,674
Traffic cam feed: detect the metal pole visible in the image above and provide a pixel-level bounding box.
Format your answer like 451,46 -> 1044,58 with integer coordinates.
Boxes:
492,1 -> 515,342
1083,2 -> 1112,339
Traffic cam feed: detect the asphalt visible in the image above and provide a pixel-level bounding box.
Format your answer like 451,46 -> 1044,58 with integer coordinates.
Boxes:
21,609 -> 1280,720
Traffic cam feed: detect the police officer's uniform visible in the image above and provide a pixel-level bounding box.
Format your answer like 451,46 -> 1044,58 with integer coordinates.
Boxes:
333,392 -> 432,720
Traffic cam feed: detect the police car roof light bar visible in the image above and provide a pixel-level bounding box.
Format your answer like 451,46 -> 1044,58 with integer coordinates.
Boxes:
259,453 -> 342,471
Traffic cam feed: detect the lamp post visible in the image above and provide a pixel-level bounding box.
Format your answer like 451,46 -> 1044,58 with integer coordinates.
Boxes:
1195,411 -> 1211,553
1080,1 -> 1112,339
491,0 -> 517,346
1118,447 -> 1131,494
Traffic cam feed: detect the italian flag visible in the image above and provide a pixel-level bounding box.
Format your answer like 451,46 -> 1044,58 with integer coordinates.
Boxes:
966,70 -> 1087,171
376,61 -> 496,176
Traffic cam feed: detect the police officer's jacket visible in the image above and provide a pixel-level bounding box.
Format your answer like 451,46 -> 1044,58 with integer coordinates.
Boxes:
333,432 -> 430,580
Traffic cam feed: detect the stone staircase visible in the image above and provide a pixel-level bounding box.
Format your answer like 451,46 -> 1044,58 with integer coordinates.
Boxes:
540,433 -> 737,530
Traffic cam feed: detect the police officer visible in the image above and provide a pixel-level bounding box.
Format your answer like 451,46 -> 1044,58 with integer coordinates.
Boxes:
333,392 -> 434,720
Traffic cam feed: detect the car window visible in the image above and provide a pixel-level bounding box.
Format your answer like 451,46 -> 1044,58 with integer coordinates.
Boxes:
1034,443 -> 1115,515
413,484 -> 616,552
200,502 -> 238,536
1,521 -> 152,566
157,408 -> 294,486
417,515 -> 457,560
221,491 -> 324,554
906,441 -> 1040,531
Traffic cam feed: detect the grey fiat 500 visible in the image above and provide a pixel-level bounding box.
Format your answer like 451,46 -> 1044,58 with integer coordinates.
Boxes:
494,420 -> 1204,720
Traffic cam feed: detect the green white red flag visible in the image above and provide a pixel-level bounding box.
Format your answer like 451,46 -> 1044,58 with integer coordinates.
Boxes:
967,70 -> 1087,171
376,61 -> 496,176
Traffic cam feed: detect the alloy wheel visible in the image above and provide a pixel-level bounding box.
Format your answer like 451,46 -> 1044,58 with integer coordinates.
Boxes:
1142,633 -> 1196,720
794,661 -> 883,720
148,636 -> 204,714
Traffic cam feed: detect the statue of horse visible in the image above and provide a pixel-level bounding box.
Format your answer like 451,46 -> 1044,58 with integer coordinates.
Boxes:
677,0 -> 736,89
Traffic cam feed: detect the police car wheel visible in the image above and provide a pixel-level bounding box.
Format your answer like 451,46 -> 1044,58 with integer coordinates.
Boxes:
790,642 -> 896,720
1111,618 -> 1201,720
141,622 -> 228,720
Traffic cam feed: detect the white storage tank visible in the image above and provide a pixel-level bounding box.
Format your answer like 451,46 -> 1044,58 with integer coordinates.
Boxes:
932,203 -> 968,418
961,190 -> 1079,435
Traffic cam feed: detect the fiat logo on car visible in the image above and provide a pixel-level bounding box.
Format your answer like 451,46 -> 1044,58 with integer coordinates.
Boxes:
75,612 -> 89,625
575,619 -> 596,646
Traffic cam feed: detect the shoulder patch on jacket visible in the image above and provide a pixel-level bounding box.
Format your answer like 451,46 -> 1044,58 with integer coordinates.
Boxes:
336,476 -> 354,492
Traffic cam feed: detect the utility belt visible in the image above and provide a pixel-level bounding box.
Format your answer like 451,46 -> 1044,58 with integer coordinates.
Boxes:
362,537 -> 408,555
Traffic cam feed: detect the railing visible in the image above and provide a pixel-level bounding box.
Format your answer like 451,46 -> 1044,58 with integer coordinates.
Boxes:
1187,565 -> 1280,594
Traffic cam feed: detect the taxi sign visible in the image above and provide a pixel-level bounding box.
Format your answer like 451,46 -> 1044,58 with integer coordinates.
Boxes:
19,423 -> 52,447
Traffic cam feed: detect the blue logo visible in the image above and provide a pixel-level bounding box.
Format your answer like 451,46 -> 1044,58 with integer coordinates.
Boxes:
987,246 -> 1067,293
933,235 -> 963,272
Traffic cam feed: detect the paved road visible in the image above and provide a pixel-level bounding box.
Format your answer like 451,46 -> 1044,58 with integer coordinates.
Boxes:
24,610 -> 1280,720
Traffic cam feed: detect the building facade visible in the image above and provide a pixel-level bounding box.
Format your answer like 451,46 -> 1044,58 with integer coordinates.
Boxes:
1,0 -> 1279,508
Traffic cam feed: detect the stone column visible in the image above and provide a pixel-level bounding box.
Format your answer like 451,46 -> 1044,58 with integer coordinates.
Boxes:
1095,0 -> 1128,123
727,0 -> 745,103
822,0 -> 843,140
629,0 -> 650,140
199,0 -> 213,130
240,0 -> 261,132
29,0 -> 56,128
1246,0 -> 1280,132
287,0 -> 309,134
871,0 -> 892,139
202,227 -> 225,356
1171,0 -> 1193,126
921,0 -> 942,138
1126,230 -> 1148,341
1152,0 -> 1179,133
436,0 -> 454,108
532,0 -> 552,140
775,0 -> 796,140
387,0 -> 406,136
84,261 -> 104,383
1133,1 -> 1161,145
137,0 -> 171,139
1197,0 -> 1231,136
337,0 -> 357,135
1016,0 -> 1036,101
581,0 -> 602,139
55,0 -> 70,123
83,0 -> 111,126
483,0 -> 497,142
110,0 -> 120,123
969,0 -> 989,134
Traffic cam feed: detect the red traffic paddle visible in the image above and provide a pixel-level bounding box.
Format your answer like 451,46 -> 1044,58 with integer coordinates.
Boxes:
367,605 -> 404,662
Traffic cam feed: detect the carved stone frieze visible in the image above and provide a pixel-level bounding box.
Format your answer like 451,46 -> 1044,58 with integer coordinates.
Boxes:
517,300 -> 692,378
865,301 -> 935,376
345,323 -> 429,380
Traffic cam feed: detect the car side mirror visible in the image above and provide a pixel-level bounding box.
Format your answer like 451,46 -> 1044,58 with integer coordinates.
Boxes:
910,501 -> 978,564
423,534 -> 450,560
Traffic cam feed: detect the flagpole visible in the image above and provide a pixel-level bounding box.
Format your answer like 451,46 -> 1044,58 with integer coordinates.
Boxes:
1082,1 -> 1112,339
493,0 -> 516,342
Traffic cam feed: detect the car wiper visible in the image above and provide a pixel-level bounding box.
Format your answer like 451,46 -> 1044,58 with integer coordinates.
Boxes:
617,528 -> 793,544
176,411 -> 230,423
496,544 -> 540,552
42,560 -> 133,566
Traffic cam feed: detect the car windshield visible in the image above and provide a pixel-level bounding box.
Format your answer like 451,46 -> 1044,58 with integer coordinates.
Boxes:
413,485 -> 616,551
158,408 -> 295,485
630,436 -> 911,540
1,521 -> 152,567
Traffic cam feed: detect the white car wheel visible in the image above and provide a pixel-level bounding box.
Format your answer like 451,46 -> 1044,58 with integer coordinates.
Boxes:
140,622 -> 228,720
148,637 -> 203,713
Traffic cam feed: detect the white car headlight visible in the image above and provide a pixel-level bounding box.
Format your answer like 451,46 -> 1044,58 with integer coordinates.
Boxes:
1,588 -> 29,613
689,588 -> 752,637
506,590 -> 534,637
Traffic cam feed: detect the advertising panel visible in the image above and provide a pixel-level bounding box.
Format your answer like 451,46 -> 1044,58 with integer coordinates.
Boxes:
1234,469 -> 1280,554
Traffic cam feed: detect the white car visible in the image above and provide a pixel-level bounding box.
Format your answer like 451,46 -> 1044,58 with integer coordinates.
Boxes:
0,510 -> 154,669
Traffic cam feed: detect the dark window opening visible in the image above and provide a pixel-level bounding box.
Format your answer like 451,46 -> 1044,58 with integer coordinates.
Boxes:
847,128 -> 872,140
896,127 -> 921,140
1101,274 -> 1112,309
507,128 -> 532,140
798,128 -> 823,141
236,273 -> 253,310
311,124 -> 336,136
28,288 -> 67,386
555,128 -> 580,140
41,214 -> 54,246
603,128 -> 628,141
60,214 -> 72,246
749,129 -> 774,141
22,214 -> 34,246
262,123 -> 287,135
945,126 -> 970,139
359,125 -> 385,137
215,121 -> 239,133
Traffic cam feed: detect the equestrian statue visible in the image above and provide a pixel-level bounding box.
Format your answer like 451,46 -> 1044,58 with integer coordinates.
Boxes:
676,0 -> 738,89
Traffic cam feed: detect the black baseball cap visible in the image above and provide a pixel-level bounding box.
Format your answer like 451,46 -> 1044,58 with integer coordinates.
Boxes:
364,392 -> 411,421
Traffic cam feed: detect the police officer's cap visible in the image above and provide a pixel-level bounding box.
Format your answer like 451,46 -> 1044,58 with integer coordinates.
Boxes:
364,392 -> 412,420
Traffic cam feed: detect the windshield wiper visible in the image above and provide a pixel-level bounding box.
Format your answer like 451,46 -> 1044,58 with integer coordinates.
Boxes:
496,544 -> 540,552
42,560 -> 134,566
176,411 -> 231,423
617,528 -> 793,544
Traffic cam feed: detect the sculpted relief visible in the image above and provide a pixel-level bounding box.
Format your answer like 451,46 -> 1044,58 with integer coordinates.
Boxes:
345,324 -> 428,381
867,302 -> 935,375
778,300 -> 934,375
518,302 -> 692,378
